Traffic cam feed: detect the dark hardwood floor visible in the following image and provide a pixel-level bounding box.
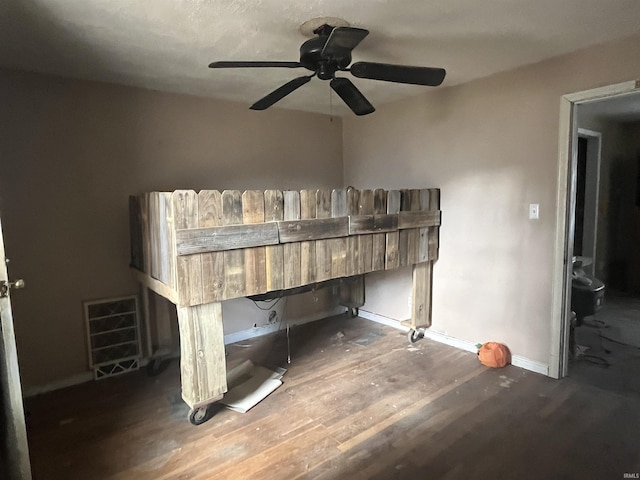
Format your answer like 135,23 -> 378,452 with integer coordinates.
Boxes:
25,314 -> 640,479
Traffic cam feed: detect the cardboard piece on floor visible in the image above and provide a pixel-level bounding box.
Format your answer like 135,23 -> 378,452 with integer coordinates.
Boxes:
222,360 -> 285,413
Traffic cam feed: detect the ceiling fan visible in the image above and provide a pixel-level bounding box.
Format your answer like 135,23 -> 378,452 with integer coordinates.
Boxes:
209,24 -> 446,116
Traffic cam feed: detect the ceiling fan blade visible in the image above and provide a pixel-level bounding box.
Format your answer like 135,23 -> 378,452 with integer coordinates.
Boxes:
250,75 -> 313,110
321,27 -> 369,58
350,62 -> 446,86
209,61 -> 302,69
330,78 -> 375,116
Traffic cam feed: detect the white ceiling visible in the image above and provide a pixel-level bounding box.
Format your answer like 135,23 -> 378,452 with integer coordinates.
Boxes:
2,0 -> 640,116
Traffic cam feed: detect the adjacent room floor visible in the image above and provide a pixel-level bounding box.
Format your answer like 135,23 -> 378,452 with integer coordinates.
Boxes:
26,313 -> 640,479
571,290 -> 640,394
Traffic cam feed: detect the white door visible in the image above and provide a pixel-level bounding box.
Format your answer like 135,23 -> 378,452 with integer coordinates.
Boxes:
0,217 -> 31,479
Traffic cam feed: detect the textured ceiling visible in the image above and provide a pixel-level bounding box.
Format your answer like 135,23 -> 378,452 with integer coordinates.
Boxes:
2,0 -> 640,116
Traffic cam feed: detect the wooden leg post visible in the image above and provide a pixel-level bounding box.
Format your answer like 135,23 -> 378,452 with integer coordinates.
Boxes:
176,302 -> 227,413
410,261 -> 433,330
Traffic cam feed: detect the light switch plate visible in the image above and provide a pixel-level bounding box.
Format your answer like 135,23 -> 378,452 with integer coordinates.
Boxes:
529,203 -> 539,220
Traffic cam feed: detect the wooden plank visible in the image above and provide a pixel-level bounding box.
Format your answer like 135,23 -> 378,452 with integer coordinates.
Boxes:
407,189 -> 423,265
149,192 -> 160,280
358,190 -> 374,274
264,190 -> 284,291
173,190 -> 202,306
346,187 -> 360,276
176,223 -> 279,255
140,193 -> 151,275
176,302 -> 227,410
283,190 -> 301,221
349,214 -> 398,235
418,188 -> 430,263
398,189 -> 410,267
299,190 -> 317,285
397,211 -> 441,229
284,191 -> 302,288
134,270 -> 179,305
158,192 -> 177,287
315,189 -> 332,282
221,190 -> 245,299
315,189 -> 332,219
372,188 -> 387,271
198,190 -> 225,303
331,189 -> 348,278
428,188 -> 441,261
242,190 -> 267,296
277,217 -> 349,243
410,261 -> 432,329
385,190 -> 401,270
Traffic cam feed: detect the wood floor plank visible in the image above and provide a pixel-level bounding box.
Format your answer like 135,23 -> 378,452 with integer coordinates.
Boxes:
25,309 -> 640,480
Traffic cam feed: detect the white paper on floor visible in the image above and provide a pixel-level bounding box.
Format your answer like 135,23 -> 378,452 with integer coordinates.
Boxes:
221,360 -> 286,413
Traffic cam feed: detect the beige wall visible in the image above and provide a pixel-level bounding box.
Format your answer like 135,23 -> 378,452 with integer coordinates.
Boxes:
0,69 -> 343,388
343,32 -> 640,367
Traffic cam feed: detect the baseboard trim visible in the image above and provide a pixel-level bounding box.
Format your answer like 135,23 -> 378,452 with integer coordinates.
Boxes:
358,309 -> 550,376
224,306 -> 345,345
25,307 -> 346,398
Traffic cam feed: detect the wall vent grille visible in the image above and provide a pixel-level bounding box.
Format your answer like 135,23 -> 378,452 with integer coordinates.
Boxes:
84,295 -> 141,380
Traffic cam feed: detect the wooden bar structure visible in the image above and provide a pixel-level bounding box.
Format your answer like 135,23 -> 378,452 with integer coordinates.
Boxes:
130,187 -> 441,423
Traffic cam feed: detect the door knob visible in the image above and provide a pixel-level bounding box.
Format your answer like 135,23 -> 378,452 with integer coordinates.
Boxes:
0,279 -> 25,298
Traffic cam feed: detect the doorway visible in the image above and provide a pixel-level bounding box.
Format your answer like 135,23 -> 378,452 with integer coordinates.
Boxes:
551,80 -> 640,379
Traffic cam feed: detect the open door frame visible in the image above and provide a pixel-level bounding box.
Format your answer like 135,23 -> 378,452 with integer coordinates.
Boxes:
550,79 -> 640,379
0,217 -> 31,479
576,127 -> 602,277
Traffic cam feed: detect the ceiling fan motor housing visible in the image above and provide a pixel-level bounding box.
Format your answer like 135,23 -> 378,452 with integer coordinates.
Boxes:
299,26 -> 351,78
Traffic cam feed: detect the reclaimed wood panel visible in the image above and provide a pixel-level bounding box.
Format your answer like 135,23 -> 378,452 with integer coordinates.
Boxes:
315,189 -> 332,282
140,193 -> 151,275
242,191 -> 267,296
278,218 -> 349,243
198,190 -> 225,303
331,189 -> 348,278
160,192 -> 176,288
176,224 -> 279,255
173,190 -> 202,306
372,188 -> 387,272
222,190 -> 245,299
299,190 -> 317,286
283,190 -> 302,288
176,302 -> 227,409
397,211 -> 441,229
428,188 -> 440,261
358,190 -> 374,274
149,192 -> 160,280
346,187 -> 360,276
150,192 -> 175,285
385,190 -> 401,270
264,190 -> 284,291
349,214 -> 397,235
417,189 -> 430,263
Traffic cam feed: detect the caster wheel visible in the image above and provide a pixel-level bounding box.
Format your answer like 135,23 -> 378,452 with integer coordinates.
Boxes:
349,307 -> 359,318
188,406 -> 211,426
146,357 -> 171,377
408,329 -> 424,343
